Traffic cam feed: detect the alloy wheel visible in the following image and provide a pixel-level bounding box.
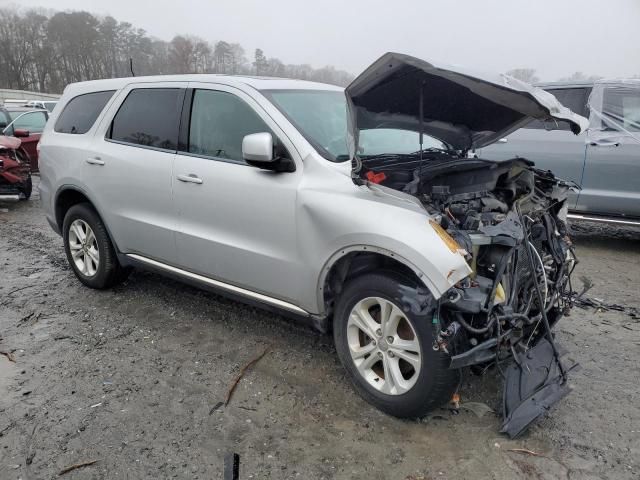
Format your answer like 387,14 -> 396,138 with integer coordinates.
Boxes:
68,219 -> 100,277
347,297 -> 422,395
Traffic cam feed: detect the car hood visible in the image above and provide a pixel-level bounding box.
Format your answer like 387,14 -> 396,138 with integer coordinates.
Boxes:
346,52 -> 589,154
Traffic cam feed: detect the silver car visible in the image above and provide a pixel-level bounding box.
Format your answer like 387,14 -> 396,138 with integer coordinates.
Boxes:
39,53 -> 587,437
481,79 -> 640,225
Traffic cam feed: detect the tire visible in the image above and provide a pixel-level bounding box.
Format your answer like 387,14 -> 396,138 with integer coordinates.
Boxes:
62,203 -> 129,289
333,272 -> 459,418
19,175 -> 32,200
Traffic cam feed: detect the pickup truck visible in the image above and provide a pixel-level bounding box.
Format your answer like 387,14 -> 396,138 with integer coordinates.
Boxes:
481,80 -> 640,226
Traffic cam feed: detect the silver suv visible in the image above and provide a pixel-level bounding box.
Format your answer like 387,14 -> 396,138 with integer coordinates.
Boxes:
39,53 -> 587,437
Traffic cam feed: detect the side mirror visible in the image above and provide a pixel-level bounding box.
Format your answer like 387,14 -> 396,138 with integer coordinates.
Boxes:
13,129 -> 30,138
242,132 -> 296,173
242,132 -> 275,163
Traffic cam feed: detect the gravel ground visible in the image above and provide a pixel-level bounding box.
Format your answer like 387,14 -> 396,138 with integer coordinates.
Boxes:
1,178 -> 639,480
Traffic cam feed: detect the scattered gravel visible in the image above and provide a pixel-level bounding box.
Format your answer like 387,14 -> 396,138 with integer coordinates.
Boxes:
1,178 -> 638,479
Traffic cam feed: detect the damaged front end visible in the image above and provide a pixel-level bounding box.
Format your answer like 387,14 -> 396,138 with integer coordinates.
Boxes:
419,158 -> 579,438
346,53 -> 587,437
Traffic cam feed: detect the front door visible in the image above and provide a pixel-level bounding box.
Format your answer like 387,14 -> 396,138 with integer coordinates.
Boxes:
173,84 -> 303,304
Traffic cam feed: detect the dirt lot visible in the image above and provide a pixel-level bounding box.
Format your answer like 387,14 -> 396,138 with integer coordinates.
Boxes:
1,179 -> 639,480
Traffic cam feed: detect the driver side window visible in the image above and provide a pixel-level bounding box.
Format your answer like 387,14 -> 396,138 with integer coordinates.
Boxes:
188,89 -> 273,163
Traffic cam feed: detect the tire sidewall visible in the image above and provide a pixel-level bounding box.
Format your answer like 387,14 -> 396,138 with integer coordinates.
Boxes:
62,204 -> 113,288
334,273 -> 455,417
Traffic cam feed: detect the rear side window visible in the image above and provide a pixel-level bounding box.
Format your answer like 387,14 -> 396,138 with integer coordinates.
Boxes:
108,88 -> 183,151
55,90 -> 115,134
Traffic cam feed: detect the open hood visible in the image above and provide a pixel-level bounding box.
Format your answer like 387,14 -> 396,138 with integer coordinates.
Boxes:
346,52 -> 589,154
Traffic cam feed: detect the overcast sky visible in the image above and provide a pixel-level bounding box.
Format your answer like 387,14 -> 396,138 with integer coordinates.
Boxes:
5,0 -> 639,80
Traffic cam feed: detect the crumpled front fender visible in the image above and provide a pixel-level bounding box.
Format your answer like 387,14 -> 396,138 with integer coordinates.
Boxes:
296,165 -> 471,314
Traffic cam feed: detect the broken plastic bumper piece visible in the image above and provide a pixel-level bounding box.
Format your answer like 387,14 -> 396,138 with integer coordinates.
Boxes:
500,338 -> 579,439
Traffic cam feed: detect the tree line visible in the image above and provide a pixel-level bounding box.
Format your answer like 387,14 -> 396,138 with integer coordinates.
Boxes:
505,68 -> 640,85
0,7 -> 354,94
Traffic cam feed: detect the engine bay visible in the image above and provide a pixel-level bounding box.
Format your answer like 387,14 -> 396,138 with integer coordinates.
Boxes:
356,150 -> 578,437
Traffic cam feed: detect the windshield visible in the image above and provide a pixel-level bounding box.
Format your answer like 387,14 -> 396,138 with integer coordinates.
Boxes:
263,89 -> 444,162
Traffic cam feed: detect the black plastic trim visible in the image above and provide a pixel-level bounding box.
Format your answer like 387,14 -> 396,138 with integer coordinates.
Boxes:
178,88 -> 194,152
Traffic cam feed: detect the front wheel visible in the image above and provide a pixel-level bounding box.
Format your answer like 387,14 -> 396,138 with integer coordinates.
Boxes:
333,273 -> 458,418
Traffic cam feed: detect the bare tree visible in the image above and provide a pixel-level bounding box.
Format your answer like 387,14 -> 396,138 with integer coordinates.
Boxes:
558,72 -> 604,82
253,48 -> 268,76
0,6 -> 354,92
505,68 -> 540,84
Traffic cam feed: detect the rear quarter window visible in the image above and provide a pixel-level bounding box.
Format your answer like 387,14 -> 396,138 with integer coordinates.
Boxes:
54,90 -> 115,134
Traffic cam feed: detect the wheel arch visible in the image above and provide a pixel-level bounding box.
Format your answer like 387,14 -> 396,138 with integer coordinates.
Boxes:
317,245 -> 434,320
54,185 -> 121,253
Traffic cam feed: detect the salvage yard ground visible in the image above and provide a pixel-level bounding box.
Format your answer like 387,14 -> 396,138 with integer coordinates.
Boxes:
1,179 -> 639,479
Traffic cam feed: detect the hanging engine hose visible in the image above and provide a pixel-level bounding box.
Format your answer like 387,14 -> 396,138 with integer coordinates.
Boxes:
454,312 -> 497,334
516,202 -> 568,382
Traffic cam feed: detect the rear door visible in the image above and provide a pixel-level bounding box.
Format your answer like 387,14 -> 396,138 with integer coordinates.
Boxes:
481,87 -> 591,209
579,84 -> 640,217
88,83 -> 186,262
173,84 -> 303,303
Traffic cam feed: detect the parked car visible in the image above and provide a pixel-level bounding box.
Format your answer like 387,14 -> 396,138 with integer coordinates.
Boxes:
481,79 -> 640,225
39,53 -> 588,437
0,106 -> 49,171
24,100 -> 58,112
0,134 -> 32,200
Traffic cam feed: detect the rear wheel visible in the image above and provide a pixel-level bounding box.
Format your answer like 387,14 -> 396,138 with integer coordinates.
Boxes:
63,203 -> 129,288
333,272 -> 458,418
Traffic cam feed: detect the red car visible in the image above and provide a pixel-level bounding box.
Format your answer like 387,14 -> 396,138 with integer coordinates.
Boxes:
0,106 -> 49,172
0,135 -> 32,200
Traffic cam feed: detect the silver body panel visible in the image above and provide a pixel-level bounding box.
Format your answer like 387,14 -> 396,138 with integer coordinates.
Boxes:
39,74 -> 472,316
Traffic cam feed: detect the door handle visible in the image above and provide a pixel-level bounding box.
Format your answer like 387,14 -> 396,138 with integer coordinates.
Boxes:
86,156 -> 105,166
589,141 -> 620,147
177,173 -> 203,184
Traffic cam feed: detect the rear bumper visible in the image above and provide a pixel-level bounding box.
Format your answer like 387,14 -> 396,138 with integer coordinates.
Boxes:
37,180 -> 60,235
